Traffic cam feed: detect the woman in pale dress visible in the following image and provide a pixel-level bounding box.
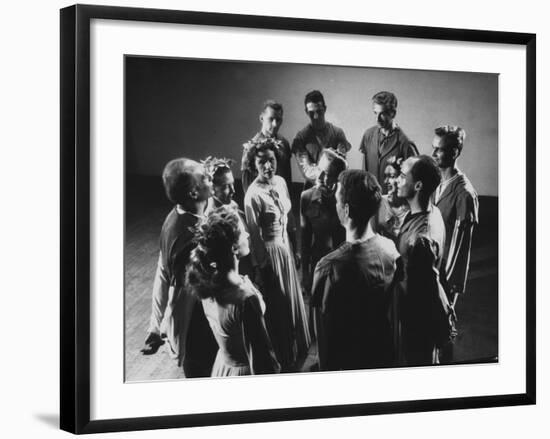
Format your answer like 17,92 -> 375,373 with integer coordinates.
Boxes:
243,138 -> 311,371
185,206 -> 280,376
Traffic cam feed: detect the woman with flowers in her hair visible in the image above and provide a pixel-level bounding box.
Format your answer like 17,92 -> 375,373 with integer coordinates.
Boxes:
185,206 -> 280,376
243,137 -> 311,371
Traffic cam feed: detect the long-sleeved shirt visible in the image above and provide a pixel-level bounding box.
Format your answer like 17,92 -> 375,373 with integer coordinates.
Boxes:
433,170 -> 479,296
311,235 -> 401,371
291,122 -> 351,183
396,205 -> 453,365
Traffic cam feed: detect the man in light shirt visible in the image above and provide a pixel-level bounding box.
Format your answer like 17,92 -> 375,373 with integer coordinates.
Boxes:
431,125 -> 479,363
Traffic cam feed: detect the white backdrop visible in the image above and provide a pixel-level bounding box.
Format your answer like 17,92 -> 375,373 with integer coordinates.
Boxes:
0,0 -> 546,438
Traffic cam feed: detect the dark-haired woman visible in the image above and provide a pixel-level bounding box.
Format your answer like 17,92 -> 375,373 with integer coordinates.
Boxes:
186,206 -> 280,376
243,139 -> 311,371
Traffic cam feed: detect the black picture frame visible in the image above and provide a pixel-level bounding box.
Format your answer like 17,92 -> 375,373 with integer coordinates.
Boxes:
60,4 -> 536,434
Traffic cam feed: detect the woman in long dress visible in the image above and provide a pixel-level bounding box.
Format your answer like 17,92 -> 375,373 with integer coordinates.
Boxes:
185,206 -> 280,376
243,138 -> 311,371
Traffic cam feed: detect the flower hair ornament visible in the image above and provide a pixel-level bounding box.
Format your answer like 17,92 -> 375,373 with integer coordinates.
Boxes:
387,155 -> 404,171
242,136 -> 283,154
201,156 -> 234,178
242,137 -> 284,171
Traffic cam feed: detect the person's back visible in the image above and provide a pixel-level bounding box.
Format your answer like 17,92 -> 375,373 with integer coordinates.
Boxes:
312,234 -> 400,370
202,276 -> 280,376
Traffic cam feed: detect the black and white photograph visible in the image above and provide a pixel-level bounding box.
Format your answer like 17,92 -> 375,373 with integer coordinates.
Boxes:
124,56 -> 498,382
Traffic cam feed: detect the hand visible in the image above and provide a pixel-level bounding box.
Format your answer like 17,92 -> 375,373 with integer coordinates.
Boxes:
141,332 -> 164,355
448,304 -> 458,324
302,273 -> 312,297
294,252 -> 301,270
253,266 -> 265,290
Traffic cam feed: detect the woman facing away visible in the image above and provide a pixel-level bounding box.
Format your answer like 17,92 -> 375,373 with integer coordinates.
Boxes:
243,137 -> 311,371
185,206 -> 280,376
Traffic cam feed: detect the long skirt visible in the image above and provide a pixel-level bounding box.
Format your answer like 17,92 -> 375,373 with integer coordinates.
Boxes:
263,238 -> 311,371
210,350 -> 251,377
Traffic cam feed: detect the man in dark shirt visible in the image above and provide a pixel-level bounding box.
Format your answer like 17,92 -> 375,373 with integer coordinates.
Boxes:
395,156 -> 454,366
300,148 -> 347,296
311,169 -> 400,371
292,90 -> 351,188
359,91 -> 417,191
241,100 -> 292,195
141,158 -> 217,378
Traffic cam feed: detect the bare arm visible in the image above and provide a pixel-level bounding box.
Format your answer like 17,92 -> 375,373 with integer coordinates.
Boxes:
242,294 -> 281,374
300,193 -> 313,293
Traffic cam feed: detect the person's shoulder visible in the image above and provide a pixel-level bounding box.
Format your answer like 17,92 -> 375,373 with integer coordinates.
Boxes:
244,180 -> 262,202
455,172 -> 478,197
294,124 -> 312,138
363,125 -> 378,137
317,242 -> 352,269
360,125 -> 378,144
395,125 -> 410,138
276,133 -> 291,147
161,206 -> 178,225
300,186 -> 316,202
371,233 -> 400,258
291,125 -> 312,152
239,277 -> 266,310
273,175 -> 287,187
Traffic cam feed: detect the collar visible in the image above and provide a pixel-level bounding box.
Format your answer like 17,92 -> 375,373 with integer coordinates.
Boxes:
255,131 -> 281,141
175,205 -> 204,219
379,121 -> 398,137
309,121 -> 331,135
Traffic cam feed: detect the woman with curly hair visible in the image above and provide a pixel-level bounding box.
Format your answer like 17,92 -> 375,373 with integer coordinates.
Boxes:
243,138 -> 311,371
186,206 -> 280,376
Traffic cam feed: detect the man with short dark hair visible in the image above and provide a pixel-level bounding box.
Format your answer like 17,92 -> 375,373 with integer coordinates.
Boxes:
431,125 -> 479,363
431,126 -> 479,307
395,156 -> 454,366
359,91 -> 417,191
141,158 -> 217,378
311,169 -> 400,371
241,100 -> 292,195
292,90 -> 351,187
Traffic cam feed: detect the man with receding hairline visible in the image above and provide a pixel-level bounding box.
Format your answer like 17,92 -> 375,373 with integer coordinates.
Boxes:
395,155 -> 454,366
141,158 -> 217,378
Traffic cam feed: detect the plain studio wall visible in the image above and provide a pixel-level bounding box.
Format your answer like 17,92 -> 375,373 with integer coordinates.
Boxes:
126,56 -> 498,196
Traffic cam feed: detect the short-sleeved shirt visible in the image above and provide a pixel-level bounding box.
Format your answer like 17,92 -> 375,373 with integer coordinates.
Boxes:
291,122 -> 351,183
311,235 -> 400,370
359,125 -> 417,190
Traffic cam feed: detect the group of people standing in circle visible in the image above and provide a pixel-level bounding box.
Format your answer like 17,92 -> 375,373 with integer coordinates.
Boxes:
140,89 -> 479,378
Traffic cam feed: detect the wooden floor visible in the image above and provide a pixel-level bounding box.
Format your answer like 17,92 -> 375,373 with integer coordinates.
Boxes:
124,177 -> 498,382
